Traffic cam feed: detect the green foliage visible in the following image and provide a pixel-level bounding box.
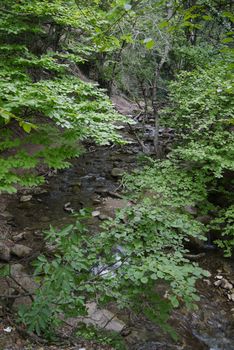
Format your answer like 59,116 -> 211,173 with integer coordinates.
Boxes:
19,209 -> 208,339
0,0 -> 128,193
163,58 -> 234,178
76,324 -> 126,350
211,205 -> 234,257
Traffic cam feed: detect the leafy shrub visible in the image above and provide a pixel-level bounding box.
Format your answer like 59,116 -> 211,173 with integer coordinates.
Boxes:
19,209 -> 209,339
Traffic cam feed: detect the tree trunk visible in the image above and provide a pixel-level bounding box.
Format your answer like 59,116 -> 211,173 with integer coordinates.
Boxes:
152,2 -> 172,157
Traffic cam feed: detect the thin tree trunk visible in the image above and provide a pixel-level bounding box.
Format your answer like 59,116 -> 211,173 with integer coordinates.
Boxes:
152,2 -> 172,157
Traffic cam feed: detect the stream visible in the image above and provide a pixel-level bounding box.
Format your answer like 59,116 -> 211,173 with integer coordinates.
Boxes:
2,123 -> 234,350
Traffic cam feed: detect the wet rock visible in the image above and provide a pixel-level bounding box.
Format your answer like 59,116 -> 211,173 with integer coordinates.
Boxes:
99,214 -> 110,221
0,242 -> 11,262
92,198 -> 101,204
0,211 -> 13,219
111,167 -> 125,178
64,202 -> 74,213
214,279 -> 222,287
95,188 -> 109,196
80,302 -> 125,332
11,244 -> 32,258
228,292 -> 234,302
221,279 -> 233,290
19,195 -> 32,202
10,264 -> 37,309
216,275 -> 223,280
12,232 -> 26,242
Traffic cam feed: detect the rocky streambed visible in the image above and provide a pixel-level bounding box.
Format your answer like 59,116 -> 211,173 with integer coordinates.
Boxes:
0,118 -> 234,350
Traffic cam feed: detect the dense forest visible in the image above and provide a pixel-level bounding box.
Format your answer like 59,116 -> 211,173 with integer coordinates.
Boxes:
0,1 -> 233,349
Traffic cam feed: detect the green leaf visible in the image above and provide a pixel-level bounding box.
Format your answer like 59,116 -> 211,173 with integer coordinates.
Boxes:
143,38 -> 155,50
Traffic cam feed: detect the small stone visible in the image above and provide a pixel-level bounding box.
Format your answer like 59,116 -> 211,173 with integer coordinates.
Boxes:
111,168 -> 125,178
19,195 -> 32,202
214,279 -> 222,287
95,188 -> 109,195
99,214 -> 110,221
12,232 -> 25,242
220,278 -> 233,290
0,242 -> 11,262
93,198 -> 101,204
11,244 -> 32,258
92,210 -> 100,217
215,275 -> 223,280
63,202 -> 74,213
4,326 -> 13,333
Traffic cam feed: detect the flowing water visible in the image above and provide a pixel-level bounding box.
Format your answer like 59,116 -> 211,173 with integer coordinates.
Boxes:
4,129 -> 234,350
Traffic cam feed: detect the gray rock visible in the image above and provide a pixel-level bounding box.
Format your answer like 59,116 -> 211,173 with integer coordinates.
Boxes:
221,279 -> 233,290
229,293 -> 234,302
10,264 -> 37,309
92,210 -> 101,217
19,195 -> 32,202
99,214 -> 110,221
0,242 -> 11,262
111,168 -> 125,178
0,211 -> 13,219
11,244 -> 32,258
12,232 -> 25,242
214,279 -> 222,287
79,302 -> 125,332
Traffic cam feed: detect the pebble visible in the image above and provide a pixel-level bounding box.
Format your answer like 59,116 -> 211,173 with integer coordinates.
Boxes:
215,275 -> 223,280
92,210 -> 100,217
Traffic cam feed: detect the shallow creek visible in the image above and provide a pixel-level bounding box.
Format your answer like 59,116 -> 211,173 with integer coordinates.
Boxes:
5,132 -> 234,350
